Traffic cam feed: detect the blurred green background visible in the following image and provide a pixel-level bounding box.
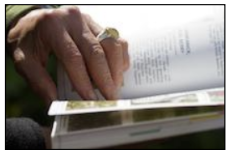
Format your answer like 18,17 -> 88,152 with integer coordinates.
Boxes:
5,54 -> 57,126
5,53 -> 225,149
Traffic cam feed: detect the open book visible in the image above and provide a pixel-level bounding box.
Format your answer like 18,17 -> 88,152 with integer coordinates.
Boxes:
49,6 -> 225,149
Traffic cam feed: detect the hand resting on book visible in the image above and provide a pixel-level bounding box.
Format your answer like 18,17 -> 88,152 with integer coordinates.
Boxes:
7,6 -> 130,105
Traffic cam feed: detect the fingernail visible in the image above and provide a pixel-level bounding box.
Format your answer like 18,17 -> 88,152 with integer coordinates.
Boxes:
87,91 -> 98,100
115,75 -> 124,89
110,86 -> 120,100
119,77 -> 124,88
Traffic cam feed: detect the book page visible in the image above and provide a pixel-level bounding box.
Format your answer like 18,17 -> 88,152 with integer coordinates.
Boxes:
57,6 -> 224,100
120,17 -> 224,99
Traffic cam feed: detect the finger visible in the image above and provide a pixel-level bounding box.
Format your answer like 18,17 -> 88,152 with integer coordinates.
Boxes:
13,47 -> 57,105
84,15 -> 124,87
68,22 -> 118,99
84,14 -> 129,71
99,38 -> 124,88
30,7 -> 98,100
118,38 -> 130,71
79,31 -> 118,99
49,27 -> 97,100
58,6 -> 118,99
8,9 -> 50,43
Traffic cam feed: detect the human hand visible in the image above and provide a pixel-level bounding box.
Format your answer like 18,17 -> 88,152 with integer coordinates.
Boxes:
7,6 -> 129,105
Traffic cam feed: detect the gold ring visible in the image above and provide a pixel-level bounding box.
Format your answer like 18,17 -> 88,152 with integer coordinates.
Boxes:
96,27 -> 119,42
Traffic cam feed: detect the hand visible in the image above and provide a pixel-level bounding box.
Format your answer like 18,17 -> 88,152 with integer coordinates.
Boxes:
7,6 -> 129,105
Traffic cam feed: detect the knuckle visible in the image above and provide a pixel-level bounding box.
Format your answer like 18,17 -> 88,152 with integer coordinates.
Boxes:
63,52 -> 84,66
71,54 -> 84,65
13,49 -> 26,63
58,41 -> 83,62
90,43 -> 105,58
12,52 -> 27,75
40,9 -> 59,22
63,48 -> 81,60
65,6 -> 81,15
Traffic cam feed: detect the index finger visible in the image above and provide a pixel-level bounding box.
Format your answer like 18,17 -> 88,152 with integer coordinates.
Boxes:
69,25 -> 118,99
47,24 -> 97,100
78,31 -> 119,100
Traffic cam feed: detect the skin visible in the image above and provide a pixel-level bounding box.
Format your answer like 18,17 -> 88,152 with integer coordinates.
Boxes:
7,6 -> 130,105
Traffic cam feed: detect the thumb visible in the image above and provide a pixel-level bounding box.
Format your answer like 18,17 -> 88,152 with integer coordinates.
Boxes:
13,47 -> 57,106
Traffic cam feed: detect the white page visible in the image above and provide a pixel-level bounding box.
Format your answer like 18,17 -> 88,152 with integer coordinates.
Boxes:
120,17 -> 224,99
57,6 -> 224,100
